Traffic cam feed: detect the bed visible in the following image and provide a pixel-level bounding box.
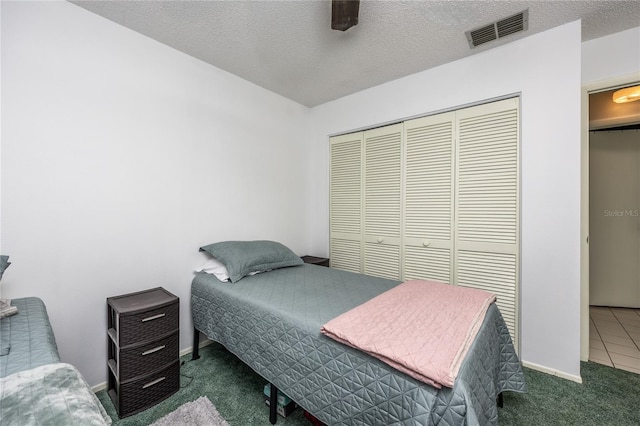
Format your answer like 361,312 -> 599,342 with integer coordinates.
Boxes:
191,241 -> 527,425
0,297 -> 111,425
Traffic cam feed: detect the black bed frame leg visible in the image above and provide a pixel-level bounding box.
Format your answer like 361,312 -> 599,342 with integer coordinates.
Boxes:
269,383 -> 278,424
192,327 -> 201,360
497,392 -> 504,408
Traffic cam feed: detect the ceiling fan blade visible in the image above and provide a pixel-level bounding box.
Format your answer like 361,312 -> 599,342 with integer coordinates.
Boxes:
332,0 -> 360,31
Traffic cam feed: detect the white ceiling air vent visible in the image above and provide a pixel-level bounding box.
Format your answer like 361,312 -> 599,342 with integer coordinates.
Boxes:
466,9 -> 529,49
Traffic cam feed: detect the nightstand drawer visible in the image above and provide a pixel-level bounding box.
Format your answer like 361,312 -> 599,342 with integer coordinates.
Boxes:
109,331 -> 179,382
112,302 -> 179,347
109,360 -> 180,418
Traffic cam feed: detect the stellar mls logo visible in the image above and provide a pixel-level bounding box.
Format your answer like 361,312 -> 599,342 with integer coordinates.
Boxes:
603,209 -> 640,217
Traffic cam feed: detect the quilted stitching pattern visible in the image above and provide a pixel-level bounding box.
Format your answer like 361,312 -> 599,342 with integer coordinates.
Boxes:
192,265 -> 526,425
0,298 -> 60,378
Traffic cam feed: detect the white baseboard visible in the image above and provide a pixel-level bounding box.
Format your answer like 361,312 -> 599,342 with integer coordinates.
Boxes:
91,338 -> 213,393
92,381 -> 108,393
522,361 -> 583,384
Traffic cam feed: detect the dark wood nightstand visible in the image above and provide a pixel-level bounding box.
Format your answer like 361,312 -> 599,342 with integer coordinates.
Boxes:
107,287 -> 179,418
301,256 -> 330,267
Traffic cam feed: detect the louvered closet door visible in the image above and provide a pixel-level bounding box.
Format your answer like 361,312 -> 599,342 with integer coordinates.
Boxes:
363,124 -> 403,280
403,113 -> 455,283
454,98 -> 520,349
330,132 -> 363,273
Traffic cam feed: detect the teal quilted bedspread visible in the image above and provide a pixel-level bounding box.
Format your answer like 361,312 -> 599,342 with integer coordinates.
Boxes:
0,297 -> 60,378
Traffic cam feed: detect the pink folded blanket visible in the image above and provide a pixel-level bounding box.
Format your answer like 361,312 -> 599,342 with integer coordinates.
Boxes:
320,279 -> 496,388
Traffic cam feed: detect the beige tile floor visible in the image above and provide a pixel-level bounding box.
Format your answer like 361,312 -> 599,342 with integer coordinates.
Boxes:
589,306 -> 640,374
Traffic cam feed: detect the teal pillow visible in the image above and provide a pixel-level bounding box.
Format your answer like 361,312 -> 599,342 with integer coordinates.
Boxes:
199,241 -> 303,283
0,256 -> 10,281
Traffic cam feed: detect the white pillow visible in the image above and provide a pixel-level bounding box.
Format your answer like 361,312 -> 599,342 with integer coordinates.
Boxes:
196,257 -> 264,282
196,258 -> 230,282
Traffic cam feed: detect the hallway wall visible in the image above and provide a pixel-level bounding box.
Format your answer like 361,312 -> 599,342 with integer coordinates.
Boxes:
589,129 -> 640,308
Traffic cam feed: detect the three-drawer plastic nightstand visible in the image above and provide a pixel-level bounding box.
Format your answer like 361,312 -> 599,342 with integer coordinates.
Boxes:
106,287 -> 180,417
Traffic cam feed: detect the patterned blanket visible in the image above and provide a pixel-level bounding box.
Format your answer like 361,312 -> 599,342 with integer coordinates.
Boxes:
0,363 -> 111,425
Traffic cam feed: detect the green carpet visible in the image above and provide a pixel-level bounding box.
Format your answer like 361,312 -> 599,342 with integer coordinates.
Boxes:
96,343 -> 640,425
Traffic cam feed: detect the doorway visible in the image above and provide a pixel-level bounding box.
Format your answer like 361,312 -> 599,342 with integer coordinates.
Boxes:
587,85 -> 640,374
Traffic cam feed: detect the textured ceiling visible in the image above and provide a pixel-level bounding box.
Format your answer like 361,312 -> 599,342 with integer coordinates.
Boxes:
71,0 -> 640,107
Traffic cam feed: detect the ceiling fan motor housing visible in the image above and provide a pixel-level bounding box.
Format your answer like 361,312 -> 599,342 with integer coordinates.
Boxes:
332,0 -> 360,31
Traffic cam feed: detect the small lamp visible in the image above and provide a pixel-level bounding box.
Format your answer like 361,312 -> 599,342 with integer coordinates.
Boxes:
612,85 -> 640,103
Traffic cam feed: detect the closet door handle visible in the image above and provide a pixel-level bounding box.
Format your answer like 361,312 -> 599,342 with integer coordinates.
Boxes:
423,240 -> 431,247
377,237 -> 384,244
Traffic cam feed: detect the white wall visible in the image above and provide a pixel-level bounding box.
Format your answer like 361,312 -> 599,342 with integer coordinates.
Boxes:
308,22 -> 583,379
582,27 -> 640,85
0,3 -> 3,254
1,1 -> 311,387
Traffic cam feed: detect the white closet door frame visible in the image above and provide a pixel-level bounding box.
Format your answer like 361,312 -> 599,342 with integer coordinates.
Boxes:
328,98 -> 521,351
